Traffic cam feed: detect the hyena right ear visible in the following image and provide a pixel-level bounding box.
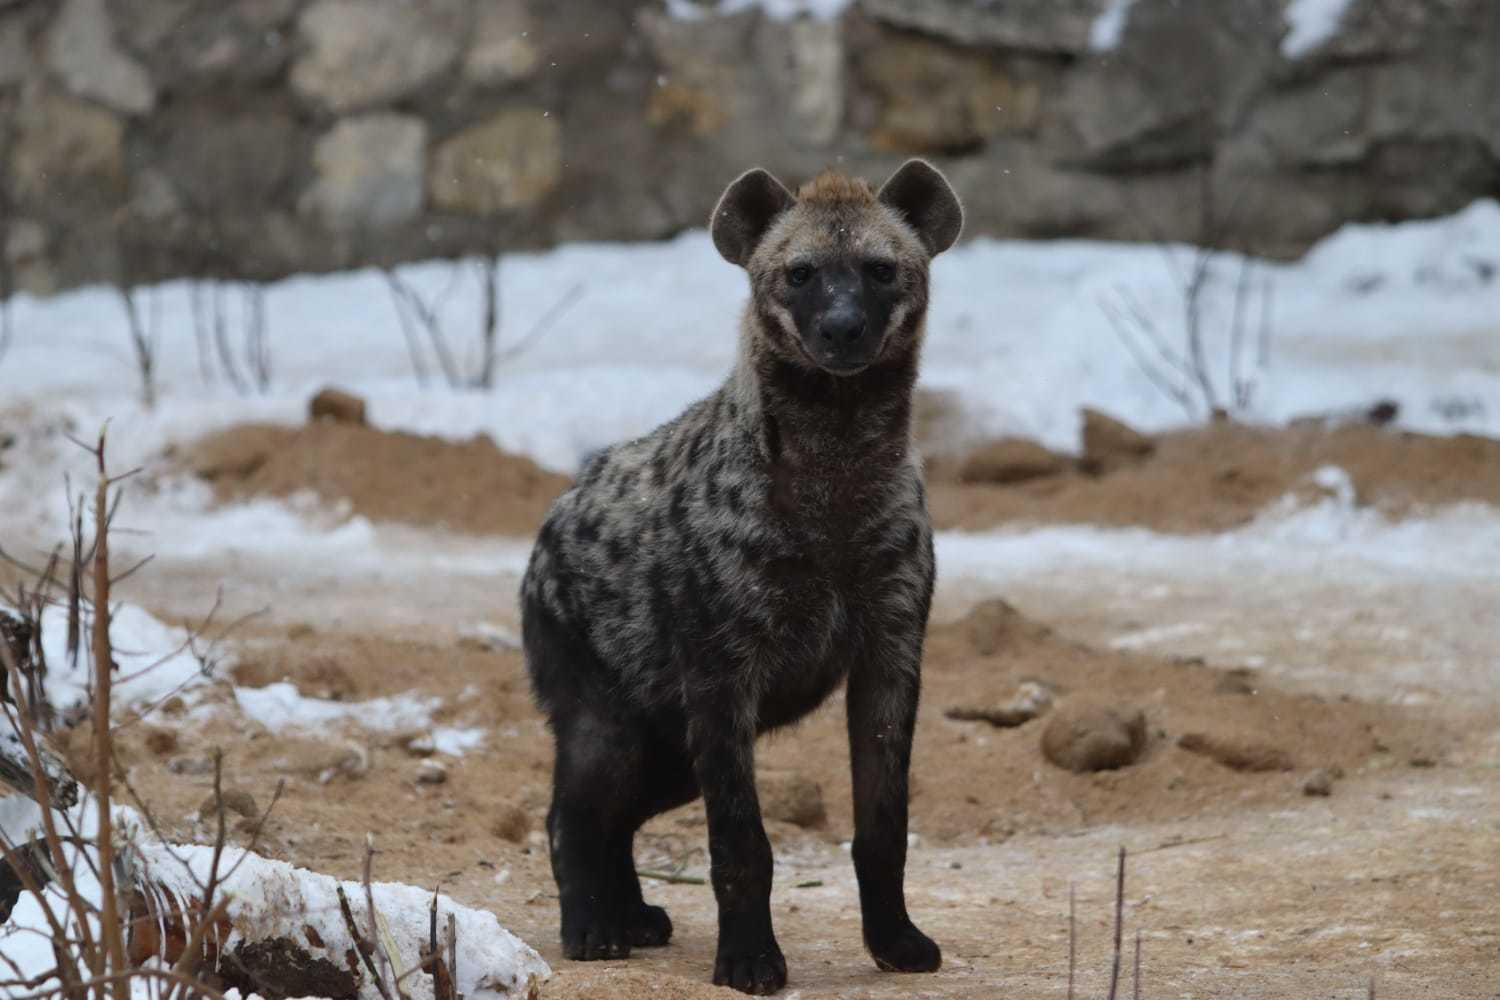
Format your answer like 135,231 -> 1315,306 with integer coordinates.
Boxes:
711,168 -> 796,267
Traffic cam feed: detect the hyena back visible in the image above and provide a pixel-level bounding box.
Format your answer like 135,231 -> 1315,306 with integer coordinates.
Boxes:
521,159 -> 962,995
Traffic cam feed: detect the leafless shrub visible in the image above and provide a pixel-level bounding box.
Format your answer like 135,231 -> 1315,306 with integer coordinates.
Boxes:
190,282 -> 272,395
1100,167 -> 1274,420
1066,846 -> 1136,1000
384,254 -> 584,389
114,285 -> 160,411
0,429 -> 240,1000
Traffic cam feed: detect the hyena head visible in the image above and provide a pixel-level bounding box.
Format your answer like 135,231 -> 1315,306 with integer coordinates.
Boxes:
711,159 -> 962,377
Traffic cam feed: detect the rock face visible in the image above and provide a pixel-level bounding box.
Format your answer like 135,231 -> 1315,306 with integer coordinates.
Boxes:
0,0 -> 1497,294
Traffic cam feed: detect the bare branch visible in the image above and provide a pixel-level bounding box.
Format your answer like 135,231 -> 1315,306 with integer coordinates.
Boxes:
1106,846 -> 1126,1000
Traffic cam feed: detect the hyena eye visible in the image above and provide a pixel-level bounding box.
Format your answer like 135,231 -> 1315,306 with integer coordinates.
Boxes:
787,264 -> 814,287
868,261 -> 897,284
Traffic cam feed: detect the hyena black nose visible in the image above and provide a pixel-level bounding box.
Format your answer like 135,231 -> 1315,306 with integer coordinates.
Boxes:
818,307 -> 867,347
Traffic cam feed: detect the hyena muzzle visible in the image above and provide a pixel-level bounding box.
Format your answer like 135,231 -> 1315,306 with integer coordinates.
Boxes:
520,159 -> 962,995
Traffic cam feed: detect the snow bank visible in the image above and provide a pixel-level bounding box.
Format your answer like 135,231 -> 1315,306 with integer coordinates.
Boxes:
2,602 -> 209,721
233,681 -> 485,757
664,0 -> 852,21
0,798 -> 549,1000
1089,0 -> 1138,51
1282,0 -> 1355,58
139,841 -> 550,999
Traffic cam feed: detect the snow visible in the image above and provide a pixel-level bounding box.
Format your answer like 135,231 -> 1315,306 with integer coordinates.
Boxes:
1090,0 -> 1138,51
1282,0 -> 1355,58
664,0 -> 852,21
2,601 -> 210,721
233,681 -> 485,756
0,798 -> 549,999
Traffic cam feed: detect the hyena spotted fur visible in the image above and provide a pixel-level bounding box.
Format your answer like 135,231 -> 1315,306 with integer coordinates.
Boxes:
521,159 -> 962,995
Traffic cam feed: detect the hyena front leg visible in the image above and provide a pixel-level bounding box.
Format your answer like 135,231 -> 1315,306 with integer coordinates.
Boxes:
688,691 -> 787,995
846,637 -> 942,974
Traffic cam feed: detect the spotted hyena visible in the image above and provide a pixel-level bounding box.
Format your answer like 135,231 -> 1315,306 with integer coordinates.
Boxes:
521,159 -> 962,995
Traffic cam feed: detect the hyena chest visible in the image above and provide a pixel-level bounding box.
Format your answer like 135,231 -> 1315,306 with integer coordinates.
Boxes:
731,518 -> 914,730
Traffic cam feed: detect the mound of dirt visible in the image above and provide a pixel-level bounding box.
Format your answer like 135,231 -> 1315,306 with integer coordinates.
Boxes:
929,418 -> 1500,534
182,423 -> 572,536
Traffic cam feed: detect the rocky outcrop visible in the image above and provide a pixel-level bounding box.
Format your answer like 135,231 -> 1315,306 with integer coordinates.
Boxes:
0,0 -> 1496,295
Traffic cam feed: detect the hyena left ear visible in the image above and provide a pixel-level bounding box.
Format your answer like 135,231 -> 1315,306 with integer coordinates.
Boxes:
878,159 -> 964,256
711,168 -> 796,267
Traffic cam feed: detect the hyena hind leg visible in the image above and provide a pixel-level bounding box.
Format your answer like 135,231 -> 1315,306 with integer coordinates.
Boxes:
548,712 -> 696,958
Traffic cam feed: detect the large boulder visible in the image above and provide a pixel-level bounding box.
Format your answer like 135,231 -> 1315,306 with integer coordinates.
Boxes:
301,114 -> 427,232
428,110 -> 562,215
44,0 -> 155,114
9,90 -> 125,207
291,0 -> 465,112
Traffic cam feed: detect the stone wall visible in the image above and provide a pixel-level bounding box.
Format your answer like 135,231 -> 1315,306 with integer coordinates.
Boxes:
2,0 -> 1497,295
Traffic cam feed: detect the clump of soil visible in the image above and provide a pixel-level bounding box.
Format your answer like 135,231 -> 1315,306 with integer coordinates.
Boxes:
182,423 -> 572,536
1040,703 -> 1147,773
929,418 -> 1500,534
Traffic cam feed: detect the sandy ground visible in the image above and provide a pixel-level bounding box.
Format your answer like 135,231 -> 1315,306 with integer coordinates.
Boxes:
11,415 -> 1500,998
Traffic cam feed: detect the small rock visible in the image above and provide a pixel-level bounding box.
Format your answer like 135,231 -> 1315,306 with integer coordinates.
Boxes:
167,754 -> 214,776
270,739 -> 367,782
961,598 -> 1052,657
1302,769 -> 1334,797
1177,731 -> 1294,773
415,761 -> 448,785
1213,668 -> 1257,695
457,622 -> 522,651
946,681 -> 1054,728
1408,754 -> 1437,768
400,733 -> 437,758
141,727 -> 178,756
199,788 -> 260,822
308,387 -> 367,425
491,804 -> 531,844
957,438 -> 1069,485
1080,408 -> 1155,473
759,772 -> 826,828
1041,703 -> 1148,773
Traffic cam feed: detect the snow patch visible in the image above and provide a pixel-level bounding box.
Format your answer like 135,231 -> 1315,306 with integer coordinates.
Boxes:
233,682 -> 486,756
1282,0 -> 1355,58
1090,0 -> 1137,51
665,0 -> 851,20
3,602 -> 211,722
0,800 -> 548,999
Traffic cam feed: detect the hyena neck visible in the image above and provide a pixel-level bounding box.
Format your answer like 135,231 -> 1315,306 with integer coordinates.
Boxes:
730,313 -> 921,477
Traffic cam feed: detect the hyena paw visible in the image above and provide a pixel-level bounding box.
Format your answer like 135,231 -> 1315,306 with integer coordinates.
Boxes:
712,939 -> 787,995
560,911 -> 632,961
868,920 -> 942,973
628,903 -> 674,947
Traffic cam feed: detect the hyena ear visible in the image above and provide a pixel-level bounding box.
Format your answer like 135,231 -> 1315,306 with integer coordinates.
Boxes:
711,168 -> 796,267
878,159 -> 964,256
